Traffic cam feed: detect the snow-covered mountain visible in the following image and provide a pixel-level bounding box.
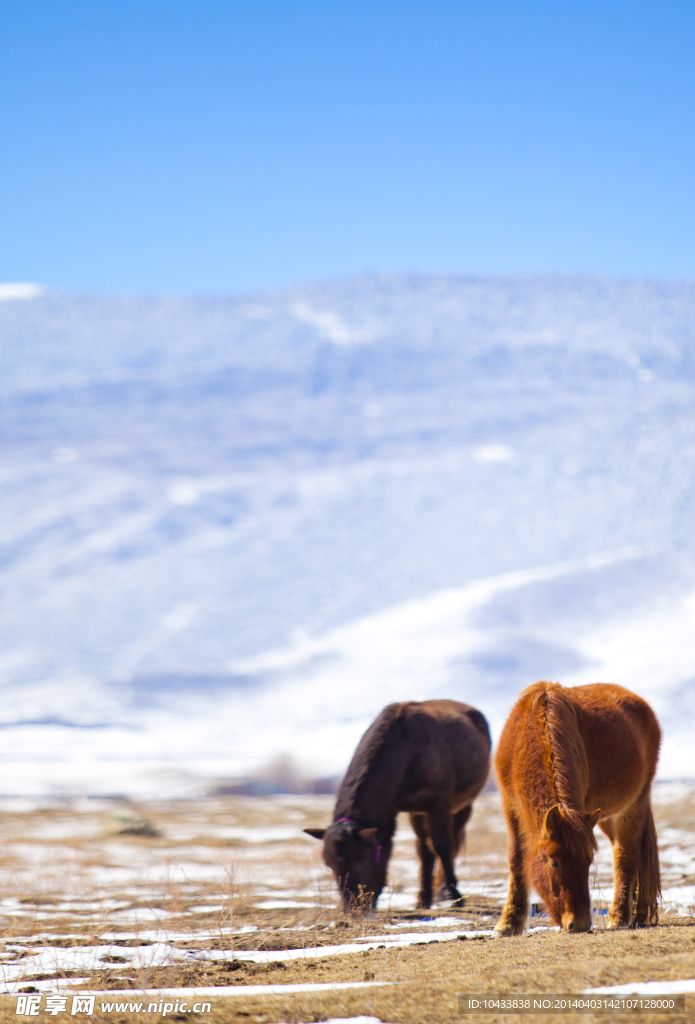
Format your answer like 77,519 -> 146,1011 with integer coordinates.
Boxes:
1,274 -> 694,795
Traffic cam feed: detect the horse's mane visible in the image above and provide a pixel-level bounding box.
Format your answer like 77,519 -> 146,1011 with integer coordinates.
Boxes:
334,702 -> 405,817
527,682 -> 598,858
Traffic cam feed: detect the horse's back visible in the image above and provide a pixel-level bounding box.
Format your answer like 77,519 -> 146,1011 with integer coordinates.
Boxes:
402,699 -> 491,755
567,683 -> 659,731
496,682 -> 660,818
395,699 -> 491,808
408,698 -> 490,738
567,684 -> 660,810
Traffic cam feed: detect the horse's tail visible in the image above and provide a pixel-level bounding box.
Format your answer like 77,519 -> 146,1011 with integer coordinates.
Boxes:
635,803 -> 661,925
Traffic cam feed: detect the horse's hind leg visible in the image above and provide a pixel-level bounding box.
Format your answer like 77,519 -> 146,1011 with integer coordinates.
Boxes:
453,805 -> 472,856
427,801 -> 463,906
410,812 -> 436,909
434,806 -> 472,903
633,801 -> 660,927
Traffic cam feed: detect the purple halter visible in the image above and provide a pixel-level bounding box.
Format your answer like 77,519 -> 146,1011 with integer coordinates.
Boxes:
335,817 -> 383,862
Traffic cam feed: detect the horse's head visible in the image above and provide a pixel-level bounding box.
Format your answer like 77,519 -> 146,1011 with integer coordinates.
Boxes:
531,804 -> 600,932
304,818 -> 388,910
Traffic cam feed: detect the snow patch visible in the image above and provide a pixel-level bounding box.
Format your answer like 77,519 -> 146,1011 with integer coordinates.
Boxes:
471,444 -> 513,464
585,980 -> 695,995
0,282 -> 45,301
290,302 -> 353,345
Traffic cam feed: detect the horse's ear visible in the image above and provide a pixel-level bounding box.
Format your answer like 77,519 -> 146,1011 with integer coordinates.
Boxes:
358,827 -> 378,841
588,809 -> 601,828
303,828 -> 326,840
542,805 -> 562,838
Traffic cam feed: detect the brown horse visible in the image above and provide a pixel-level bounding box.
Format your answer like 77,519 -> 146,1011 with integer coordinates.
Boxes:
495,681 -> 661,935
305,699 -> 490,910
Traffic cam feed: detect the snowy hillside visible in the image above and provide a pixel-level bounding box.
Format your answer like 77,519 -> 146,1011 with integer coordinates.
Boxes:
1,274 -> 694,794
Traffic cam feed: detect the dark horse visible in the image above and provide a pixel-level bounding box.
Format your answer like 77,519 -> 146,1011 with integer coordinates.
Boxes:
496,681 -> 661,935
304,699 -> 490,910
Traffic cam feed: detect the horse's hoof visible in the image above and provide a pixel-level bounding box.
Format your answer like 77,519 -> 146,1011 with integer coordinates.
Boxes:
439,886 -> 463,905
494,923 -> 525,938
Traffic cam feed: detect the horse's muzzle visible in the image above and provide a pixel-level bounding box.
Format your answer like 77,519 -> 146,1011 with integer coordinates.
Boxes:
562,911 -> 592,933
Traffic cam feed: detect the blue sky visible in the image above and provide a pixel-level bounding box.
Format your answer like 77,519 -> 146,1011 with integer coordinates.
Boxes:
1,0 -> 694,293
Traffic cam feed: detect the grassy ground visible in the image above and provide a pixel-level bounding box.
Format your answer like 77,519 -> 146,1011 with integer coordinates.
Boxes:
1,925 -> 694,1023
1,786 -> 694,1022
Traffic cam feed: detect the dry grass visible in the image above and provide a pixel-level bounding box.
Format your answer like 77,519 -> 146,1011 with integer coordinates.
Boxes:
0,785 -> 694,1021
1,926 -> 694,1022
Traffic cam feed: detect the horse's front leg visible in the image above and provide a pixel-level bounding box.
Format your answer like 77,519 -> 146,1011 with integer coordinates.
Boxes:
427,802 -> 463,906
410,812 -> 436,909
496,809 -> 528,937
603,813 -> 640,929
